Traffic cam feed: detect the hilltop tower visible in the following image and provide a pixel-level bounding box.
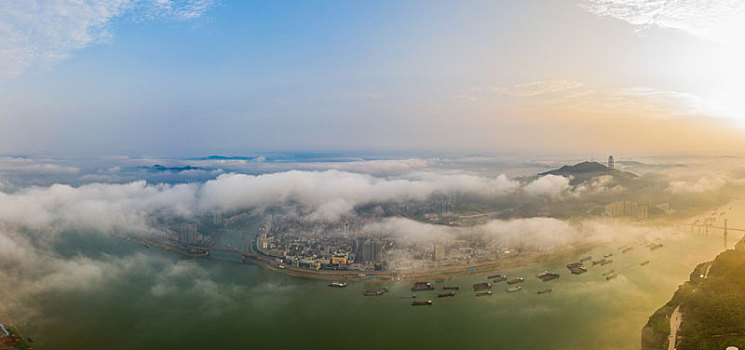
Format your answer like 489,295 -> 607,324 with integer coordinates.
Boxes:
608,155 -> 614,169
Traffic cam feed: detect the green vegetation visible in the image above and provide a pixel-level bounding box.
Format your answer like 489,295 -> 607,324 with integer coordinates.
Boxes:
643,243 -> 745,349
1,325 -> 32,350
642,262 -> 707,349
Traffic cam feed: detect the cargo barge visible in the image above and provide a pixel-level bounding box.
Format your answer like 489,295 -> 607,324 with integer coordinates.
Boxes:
536,271 -> 560,282
592,258 -> 612,266
473,282 -> 492,291
328,281 -> 347,288
506,277 -> 525,284
649,243 -> 663,251
566,262 -> 587,274
411,282 -> 435,291
364,289 -> 387,296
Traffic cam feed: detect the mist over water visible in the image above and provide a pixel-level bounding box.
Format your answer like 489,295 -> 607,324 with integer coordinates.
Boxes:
12,219 -> 733,349
2,155 -> 745,349
5,1 -> 745,348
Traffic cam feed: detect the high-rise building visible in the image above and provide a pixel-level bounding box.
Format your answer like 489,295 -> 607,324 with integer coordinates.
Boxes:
608,155 -> 615,169
179,223 -> 198,243
213,212 -> 223,226
360,239 -> 383,263
265,215 -> 273,233
605,201 -> 648,220
434,244 -> 445,261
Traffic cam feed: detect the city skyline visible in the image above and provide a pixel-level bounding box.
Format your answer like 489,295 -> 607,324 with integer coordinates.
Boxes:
5,2 -> 745,349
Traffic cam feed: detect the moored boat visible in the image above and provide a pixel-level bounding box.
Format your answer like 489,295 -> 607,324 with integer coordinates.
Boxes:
537,271 -> 560,282
411,282 -> 435,291
566,262 -> 587,274
592,258 -> 613,266
412,300 -> 433,306
506,286 -> 522,292
328,281 -> 347,288
473,282 -> 492,291
537,288 -> 552,294
506,277 -> 525,284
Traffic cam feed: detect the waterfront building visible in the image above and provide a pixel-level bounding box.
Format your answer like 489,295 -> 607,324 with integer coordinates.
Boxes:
179,223 -> 198,243
213,212 -> 224,226
605,201 -> 648,220
434,244 -> 445,261
360,239 -> 383,263
331,253 -> 348,265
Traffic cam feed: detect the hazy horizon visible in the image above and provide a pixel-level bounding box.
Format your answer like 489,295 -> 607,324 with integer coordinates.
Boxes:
3,1 -> 745,155
4,1 -> 745,349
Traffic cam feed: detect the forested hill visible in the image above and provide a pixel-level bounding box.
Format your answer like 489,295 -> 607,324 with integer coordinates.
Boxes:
643,239 -> 745,349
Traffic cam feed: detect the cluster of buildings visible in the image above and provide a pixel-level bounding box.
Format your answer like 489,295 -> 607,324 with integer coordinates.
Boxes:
253,215 -> 515,272
256,229 -> 390,271
605,201 -> 648,220
164,223 -> 207,244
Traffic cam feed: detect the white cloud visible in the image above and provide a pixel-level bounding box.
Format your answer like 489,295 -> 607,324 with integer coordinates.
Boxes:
578,0 -> 745,42
611,87 -> 729,118
0,169 -> 526,231
0,157 -> 79,175
492,80 -> 585,97
0,0 -> 215,79
523,175 -> 571,197
364,216 -> 665,252
667,175 -> 729,194
573,175 -> 626,195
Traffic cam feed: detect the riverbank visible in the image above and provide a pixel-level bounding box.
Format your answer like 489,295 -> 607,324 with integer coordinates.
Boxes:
642,236 -> 745,349
249,242 -> 597,283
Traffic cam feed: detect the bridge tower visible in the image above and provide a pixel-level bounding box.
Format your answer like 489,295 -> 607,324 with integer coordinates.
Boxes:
724,218 -> 728,249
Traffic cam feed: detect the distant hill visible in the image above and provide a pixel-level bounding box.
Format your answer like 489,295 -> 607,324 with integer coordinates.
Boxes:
199,155 -> 256,160
538,161 -> 637,185
138,164 -> 205,172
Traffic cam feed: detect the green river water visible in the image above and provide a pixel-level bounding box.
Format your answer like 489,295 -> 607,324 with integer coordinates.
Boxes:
14,220 -> 737,350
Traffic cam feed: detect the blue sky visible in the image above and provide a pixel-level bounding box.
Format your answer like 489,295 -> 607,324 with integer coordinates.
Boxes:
2,0 -> 745,156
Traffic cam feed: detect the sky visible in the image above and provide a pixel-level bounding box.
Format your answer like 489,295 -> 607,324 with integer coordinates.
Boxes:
2,0 -> 745,156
